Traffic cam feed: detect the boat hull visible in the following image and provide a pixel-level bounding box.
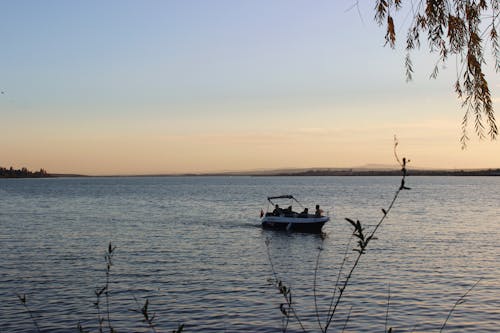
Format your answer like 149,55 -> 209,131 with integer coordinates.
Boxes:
261,216 -> 329,233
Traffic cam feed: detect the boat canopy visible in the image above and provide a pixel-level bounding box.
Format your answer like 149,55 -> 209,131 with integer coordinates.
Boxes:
267,195 -> 303,207
267,195 -> 295,200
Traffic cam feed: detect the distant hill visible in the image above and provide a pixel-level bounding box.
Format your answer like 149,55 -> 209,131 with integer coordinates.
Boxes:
178,167 -> 500,177
252,168 -> 500,177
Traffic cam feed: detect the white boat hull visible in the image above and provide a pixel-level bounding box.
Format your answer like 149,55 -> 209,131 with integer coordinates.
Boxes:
261,215 -> 329,233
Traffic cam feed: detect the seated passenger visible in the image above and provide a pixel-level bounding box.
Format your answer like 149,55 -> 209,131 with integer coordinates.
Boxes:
284,206 -> 293,216
299,207 -> 309,218
315,204 -> 324,217
273,204 -> 282,216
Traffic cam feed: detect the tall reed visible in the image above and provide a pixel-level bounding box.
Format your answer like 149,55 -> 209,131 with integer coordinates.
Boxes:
16,293 -> 41,333
266,138 -> 483,332
266,137 -> 410,332
16,241 -> 184,333
93,242 -> 116,333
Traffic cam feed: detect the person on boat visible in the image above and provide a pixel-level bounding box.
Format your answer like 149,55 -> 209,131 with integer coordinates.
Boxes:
273,204 -> 282,216
315,204 -> 324,217
299,207 -> 309,218
283,205 -> 294,217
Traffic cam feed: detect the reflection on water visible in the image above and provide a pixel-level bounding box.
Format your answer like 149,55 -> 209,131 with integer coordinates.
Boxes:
0,176 -> 499,332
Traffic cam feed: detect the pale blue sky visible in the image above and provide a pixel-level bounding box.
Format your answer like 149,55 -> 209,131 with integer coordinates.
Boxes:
1,1 -> 498,174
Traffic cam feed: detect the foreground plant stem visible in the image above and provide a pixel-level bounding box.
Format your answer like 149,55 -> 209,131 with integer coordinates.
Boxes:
266,137 -> 410,333
323,138 -> 409,332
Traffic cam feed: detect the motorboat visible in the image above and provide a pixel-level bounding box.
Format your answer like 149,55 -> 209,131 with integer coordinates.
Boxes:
260,195 -> 329,233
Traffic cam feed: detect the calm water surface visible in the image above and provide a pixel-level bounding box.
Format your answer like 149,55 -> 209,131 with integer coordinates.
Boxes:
0,176 -> 499,332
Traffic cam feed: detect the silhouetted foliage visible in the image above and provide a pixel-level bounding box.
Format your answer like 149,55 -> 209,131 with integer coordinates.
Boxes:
0,166 -> 50,178
265,138 -> 483,332
19,243 -> 185,333
374,0 -> 499,147
265,138 -> 411,332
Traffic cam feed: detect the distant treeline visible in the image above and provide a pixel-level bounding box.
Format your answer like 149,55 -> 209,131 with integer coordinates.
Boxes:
0,166 -> 51,178
266,169 -> 500,177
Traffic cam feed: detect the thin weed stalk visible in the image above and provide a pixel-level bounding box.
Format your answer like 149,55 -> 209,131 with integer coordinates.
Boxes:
385,284 -> 391,332
131,297 -> 157,333
312,244 -> 324,331
16,293 -> 41,333
265,238 -> 307,332
14,242 -> 184,333
440,278 -> 482,332
104,242 -> 115,332
322,233 -> 353,326
341,305 -> 353,333
266,137 -> 410,332
94,284 -> 106,332
95,241 -> 116,333
322,138 -> 410,332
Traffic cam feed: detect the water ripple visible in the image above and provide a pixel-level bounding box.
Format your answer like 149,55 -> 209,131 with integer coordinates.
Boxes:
0,176 -> 499,331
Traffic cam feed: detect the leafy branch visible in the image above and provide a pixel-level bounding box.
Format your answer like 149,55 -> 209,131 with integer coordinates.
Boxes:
375,0 -> 499,147
266,137 -> 411,332
322,137 -> 410,332
265,238 -> 307,332
94,242 -> 116,333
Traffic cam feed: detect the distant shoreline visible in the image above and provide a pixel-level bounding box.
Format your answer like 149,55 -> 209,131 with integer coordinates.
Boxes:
59,168 -> 500,177
190,168 -> 500,177
259,169 -> 500,177
2,168 -> 500,178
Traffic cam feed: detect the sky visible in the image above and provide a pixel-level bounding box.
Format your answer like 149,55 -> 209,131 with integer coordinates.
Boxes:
1,1 -> 499,175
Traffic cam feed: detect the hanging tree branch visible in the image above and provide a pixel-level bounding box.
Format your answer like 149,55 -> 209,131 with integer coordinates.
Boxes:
375,0 -> 499,148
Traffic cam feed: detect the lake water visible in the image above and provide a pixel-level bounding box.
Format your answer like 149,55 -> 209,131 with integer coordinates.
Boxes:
0,176 -> 498,332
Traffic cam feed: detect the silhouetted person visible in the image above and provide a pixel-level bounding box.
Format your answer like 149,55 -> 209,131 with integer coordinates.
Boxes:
273,204 -> 281,216
299,207 -> 309,218
315,204 -> 323,217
